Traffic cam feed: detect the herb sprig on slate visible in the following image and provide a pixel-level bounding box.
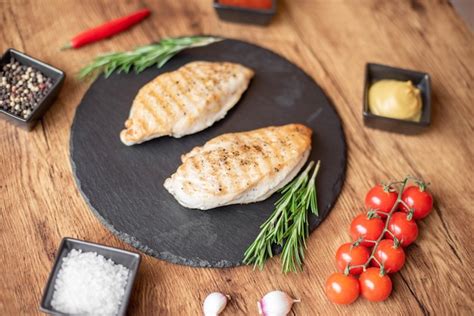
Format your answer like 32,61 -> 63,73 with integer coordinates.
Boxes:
78,36 -> 221,79
243,160 -> 321,273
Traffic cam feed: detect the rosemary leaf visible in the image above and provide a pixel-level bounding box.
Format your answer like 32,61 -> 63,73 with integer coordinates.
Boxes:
243,160 -> 321,273
78,36 -> 222,80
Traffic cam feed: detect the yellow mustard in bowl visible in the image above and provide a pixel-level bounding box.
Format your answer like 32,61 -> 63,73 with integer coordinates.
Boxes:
368,80 -> 422,122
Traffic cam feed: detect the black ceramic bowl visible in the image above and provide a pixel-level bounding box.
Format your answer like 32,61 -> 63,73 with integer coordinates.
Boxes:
0,48 -> 65,130
213,0 -> 276,25
363,63 -> 431,134
40,237 -> 141,316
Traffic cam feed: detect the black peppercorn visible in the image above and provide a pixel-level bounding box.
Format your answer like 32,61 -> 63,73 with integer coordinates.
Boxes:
0,57 -> 54,119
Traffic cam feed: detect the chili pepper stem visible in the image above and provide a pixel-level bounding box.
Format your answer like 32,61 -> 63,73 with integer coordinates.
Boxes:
60,43 -> 72,51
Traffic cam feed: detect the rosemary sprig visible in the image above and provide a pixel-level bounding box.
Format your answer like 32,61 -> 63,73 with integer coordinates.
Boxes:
78,36 -> 222,79
243,160 -> 321,273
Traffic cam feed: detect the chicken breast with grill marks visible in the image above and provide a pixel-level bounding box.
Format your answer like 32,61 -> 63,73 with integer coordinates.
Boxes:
164,124 -> 312,210
120,61 -> 254,145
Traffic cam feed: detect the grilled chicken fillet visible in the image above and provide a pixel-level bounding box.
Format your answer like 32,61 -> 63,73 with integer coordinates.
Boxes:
164,124 -> 312,210
120,61 -> 254,145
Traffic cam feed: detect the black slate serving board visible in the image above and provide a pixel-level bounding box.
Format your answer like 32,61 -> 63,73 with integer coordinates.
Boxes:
70,39 -> 346,268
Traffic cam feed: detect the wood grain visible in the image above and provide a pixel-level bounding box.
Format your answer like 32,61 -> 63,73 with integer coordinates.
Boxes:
0,0 -> 472,315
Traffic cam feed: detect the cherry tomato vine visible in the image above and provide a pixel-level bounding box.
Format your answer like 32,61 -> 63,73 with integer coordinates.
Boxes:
325,176 -> 434,305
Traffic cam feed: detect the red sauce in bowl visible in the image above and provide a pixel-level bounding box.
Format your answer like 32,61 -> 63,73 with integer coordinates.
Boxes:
218,0 -> 273,10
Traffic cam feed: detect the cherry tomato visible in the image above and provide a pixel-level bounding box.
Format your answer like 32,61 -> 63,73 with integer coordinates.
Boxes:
325,272 -> 360,305
386,212 -> 418,247
350,213 -> 385,247
365,184 -> 398,218
336,243 -> 370,275
400,185 -> 434,220
359,267 -> 393,302
372,239 -> 406,273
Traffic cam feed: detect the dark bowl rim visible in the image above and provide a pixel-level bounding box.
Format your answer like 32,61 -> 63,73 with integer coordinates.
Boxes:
363,62 -> 432,126
0,48 -> 65,123
39,237 -> 141,315
362,109 -> 430,126
365,62 -> 431,79
213,0 -> 276,14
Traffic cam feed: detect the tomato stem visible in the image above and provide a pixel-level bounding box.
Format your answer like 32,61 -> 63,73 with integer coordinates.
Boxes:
382,183 -> 391,192
347,176 -> 418,273
344,265 -> 350,276
384,229 -> 396,239
363,178 -> 408,268
399,200 -> 411,212
366,211 -> 378,219
415,179 -> 429,192
370,256 -> 385,275
347,264 -> 366,272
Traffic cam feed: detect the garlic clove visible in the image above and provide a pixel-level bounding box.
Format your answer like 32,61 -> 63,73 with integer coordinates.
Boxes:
203,292 -> 230,316
257,290 -> 300,316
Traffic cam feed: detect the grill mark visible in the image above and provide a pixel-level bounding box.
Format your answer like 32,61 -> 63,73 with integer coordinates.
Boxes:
199,66 -> 223,110
232,135 -> 253,190
230,146 -> 250,193
238,134 -> 263,184
183,66 -> 208,97
206,151 -> 229,195
186,156 -> 209,194
200,135 -> 232,155
181,67 -> 214,117
258,130 -> 278,176
140,95 -> 163,127
189,67 -> 221,113
173,71 -> 200,117
198,156 -> 213,189
148,86 -> 174,121
190,156 -> 201,173
263,128 -> 285,170
182,180 -> 191,195
160,75 -> 186,117
185,64 -> 229,114
215,148 -> 239,194
145,98 -> 169,127
216,134 -> 233,145
277,127 -> 295,156
178,71 -> 203,118
134,118 -> 147,136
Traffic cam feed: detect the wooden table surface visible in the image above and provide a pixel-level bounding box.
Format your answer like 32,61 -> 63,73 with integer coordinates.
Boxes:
1,0 -> 473,315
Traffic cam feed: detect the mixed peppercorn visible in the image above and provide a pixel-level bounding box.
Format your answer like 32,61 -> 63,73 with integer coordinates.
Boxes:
0,57 -> 53,119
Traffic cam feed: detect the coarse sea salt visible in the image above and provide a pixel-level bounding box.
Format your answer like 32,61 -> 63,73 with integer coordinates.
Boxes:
51,249 -> 129,316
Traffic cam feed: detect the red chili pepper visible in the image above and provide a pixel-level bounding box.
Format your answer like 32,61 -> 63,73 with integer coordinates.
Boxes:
62,8 -> 151,49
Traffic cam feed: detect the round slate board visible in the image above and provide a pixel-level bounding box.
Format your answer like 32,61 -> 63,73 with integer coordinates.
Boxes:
70,39 -> 346,268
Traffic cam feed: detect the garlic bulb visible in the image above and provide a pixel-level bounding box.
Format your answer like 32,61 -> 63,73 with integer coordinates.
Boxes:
257,290 -> 300,316
203,292 -> 230,316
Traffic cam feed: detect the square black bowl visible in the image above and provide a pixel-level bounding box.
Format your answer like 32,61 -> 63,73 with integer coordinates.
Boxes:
40,237 -> 141,316
213,0 -> 276,25
363,63 -> 431,134
0,48 -> 65,130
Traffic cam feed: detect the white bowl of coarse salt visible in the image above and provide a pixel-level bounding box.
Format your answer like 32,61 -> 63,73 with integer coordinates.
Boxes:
40,238 -> 141,316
